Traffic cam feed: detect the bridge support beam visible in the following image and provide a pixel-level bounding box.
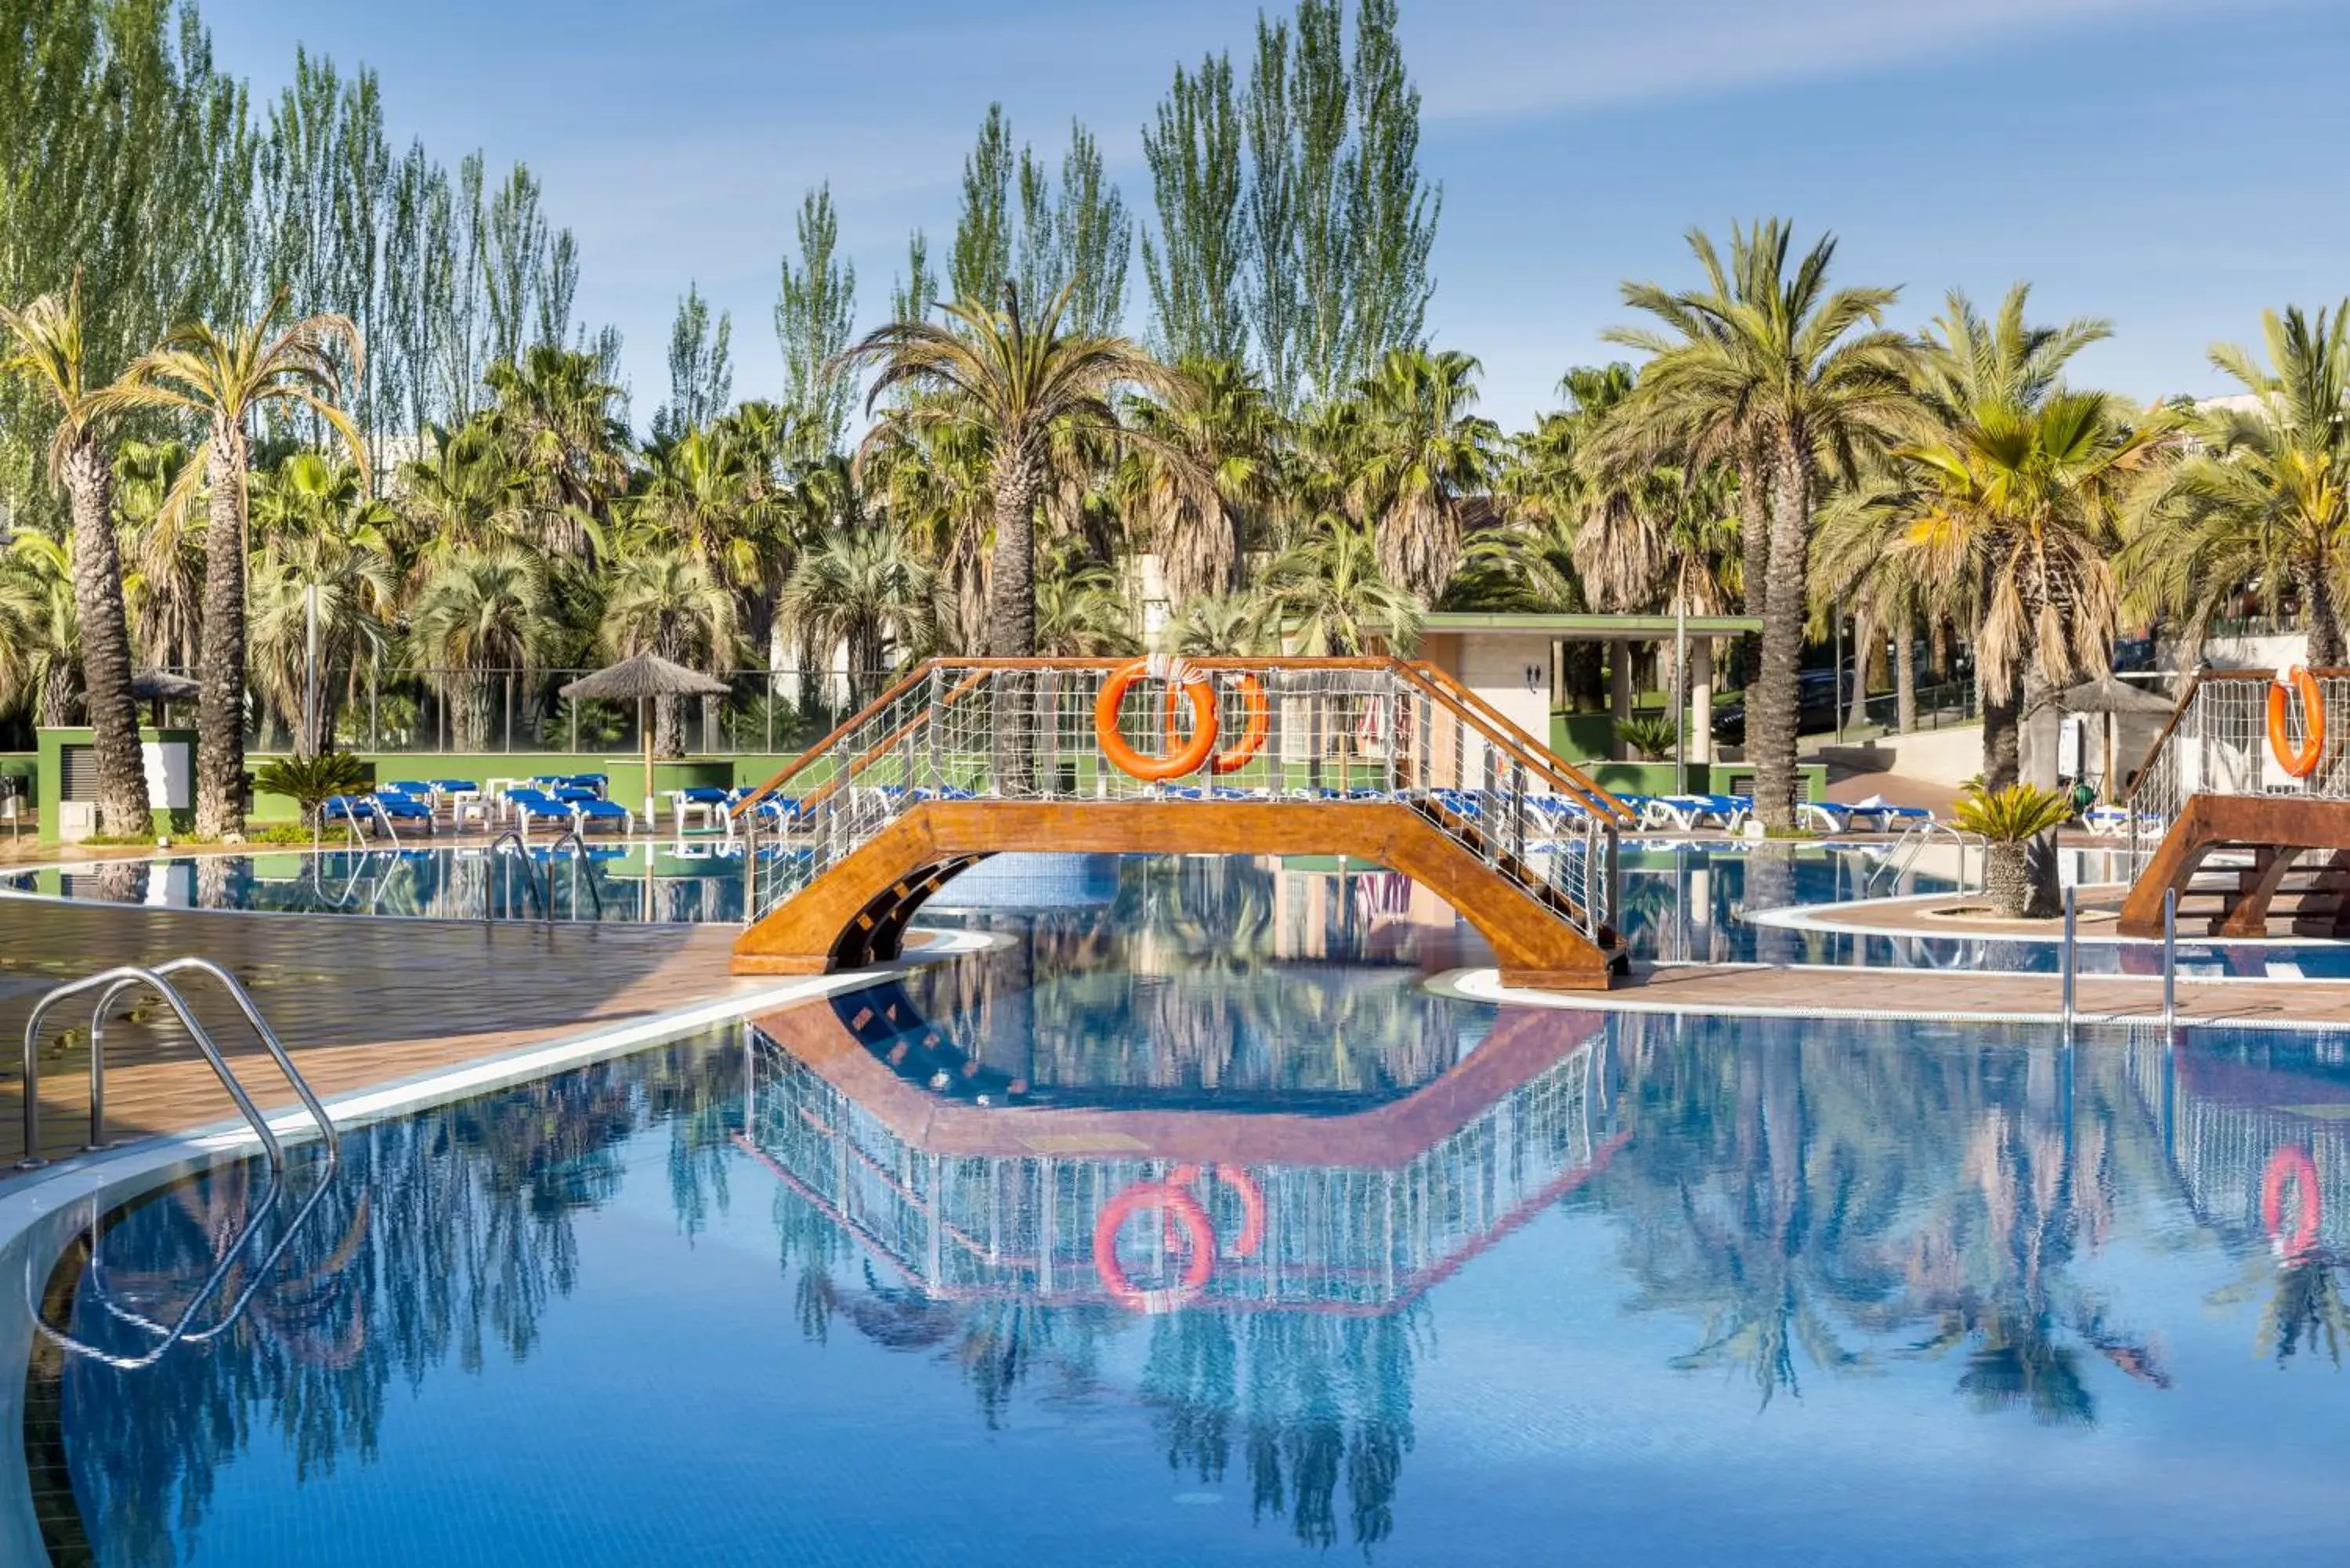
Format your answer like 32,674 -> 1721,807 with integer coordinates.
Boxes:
734,799 -> 1624,991
2120,793 -> 2350,938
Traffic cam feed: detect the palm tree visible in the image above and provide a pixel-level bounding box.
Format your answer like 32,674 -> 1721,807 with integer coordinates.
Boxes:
1116,356 -> 1280,607
1262,522 -> 1422,656
1604,222 -> 1913,829
2124,302 -> 2350,667
94,291 -> 366,836
408,547 -> 558,751
1891,392 -> 2166,787
600,547 -> 740,757
0,280 -> 150,834
1166,591 -> 1274,657
779,525 -> 933,710
395,420 -> 522,570
248,454 -> 398,754
0,533 -> 81,728
114,437 -> 203,670
481,345 -> 631,558
1034,542 -> 1139,657
837,281 -> 1188,656
1350,347 -> 1500,604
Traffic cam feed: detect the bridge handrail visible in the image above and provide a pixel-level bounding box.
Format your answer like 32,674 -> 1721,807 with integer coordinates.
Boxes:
1401,661 -> 1634,826
732,656 -> 1622,942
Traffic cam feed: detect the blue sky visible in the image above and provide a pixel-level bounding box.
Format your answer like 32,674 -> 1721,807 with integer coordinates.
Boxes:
203,0 -> 2350,432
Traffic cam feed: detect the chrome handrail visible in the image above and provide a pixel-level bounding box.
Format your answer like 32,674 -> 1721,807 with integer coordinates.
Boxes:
541,827 -> 604,921
482,829 -> 548,921
16,960 -> 345,1368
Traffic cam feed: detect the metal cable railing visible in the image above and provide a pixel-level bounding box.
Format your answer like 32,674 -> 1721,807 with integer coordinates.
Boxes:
733,659 -> 1626,948
2125,670 -> 2350,872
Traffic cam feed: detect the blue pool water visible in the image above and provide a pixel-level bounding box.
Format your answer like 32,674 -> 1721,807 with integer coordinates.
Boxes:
20,880 -> 2350,1566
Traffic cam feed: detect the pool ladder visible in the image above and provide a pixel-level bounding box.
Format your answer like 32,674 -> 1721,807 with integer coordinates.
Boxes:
1864,820 -> 1983,898
483,827 -> 604,923
16,959 -> 345,1368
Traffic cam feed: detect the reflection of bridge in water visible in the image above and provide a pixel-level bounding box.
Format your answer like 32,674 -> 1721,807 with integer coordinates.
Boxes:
737,999 -> 1624,1315
2120,1029 -> 2350,1258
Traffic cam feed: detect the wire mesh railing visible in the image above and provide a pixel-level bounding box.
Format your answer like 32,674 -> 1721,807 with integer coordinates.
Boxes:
2125,670 -> 2349,869
734,658 -> 1629,951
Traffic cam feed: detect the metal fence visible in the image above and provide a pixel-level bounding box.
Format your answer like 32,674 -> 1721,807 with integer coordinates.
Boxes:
185,667 -> 900,756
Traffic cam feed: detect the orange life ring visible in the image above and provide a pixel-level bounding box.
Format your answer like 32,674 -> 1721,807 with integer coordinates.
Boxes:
2267,667 -> 2325,778
1162,673 -> 1271,775
1094,1180 -> 1214,1312
1211,674 -> 1271,775
1096,656 -> 1220,782
1167,1162 -> 1267,1258
2261,1144 -> 2322,1262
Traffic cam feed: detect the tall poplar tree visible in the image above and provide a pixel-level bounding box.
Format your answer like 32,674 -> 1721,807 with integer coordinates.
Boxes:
655,283 -> 732,441
1141,52 -> 1247,364
774,183 -> 858,452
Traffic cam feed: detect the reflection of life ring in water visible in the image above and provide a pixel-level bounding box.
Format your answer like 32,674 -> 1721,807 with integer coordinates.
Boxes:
1167,1162 -> 1267,1258
1096,656 -> 1220,782
2262,1144 -> 2323,1262
2267,667 -> 2325,778
1094,1180 -> 1215,1312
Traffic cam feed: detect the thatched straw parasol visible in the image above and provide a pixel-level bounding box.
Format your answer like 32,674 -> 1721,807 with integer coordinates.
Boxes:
2055,675 -> 2177,801
559,653 -> 730,818
130,670 -> 201,725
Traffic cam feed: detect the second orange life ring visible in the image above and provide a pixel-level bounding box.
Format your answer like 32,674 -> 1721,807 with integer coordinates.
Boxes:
2262,1144 -> 2322,1262
1097,656 -> 1220,782
2268,666 -> 2325,778
1163,673 -> 1272,775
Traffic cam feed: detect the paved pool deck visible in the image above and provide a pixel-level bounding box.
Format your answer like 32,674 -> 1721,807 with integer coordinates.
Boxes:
0,893 -> 769,1169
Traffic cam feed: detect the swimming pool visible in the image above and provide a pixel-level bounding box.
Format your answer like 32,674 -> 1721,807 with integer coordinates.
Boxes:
16,923 -> 2348,1564
16,839 -> 2350,978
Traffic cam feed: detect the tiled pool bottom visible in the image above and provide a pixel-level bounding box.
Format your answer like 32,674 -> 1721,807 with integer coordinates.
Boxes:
24,1011 -> 2350,1566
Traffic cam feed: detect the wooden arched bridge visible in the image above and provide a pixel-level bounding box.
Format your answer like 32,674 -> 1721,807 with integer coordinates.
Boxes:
729,657 -> 1632,991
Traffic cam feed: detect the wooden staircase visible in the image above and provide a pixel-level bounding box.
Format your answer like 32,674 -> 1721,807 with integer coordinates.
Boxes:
2119,793 -> 2350,938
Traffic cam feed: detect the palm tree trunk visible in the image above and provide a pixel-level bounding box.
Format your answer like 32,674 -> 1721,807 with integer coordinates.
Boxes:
194,421 -> 249,837
985,444 -> 1043,794
1846,606 -> 1875,732
984,446 -> 1043,657
63,439 -> 153,837
1895,607 -> 1917,735
2301,555 -> 2344,667
1751,432 -> 1811,831
1982,667 -> 2021,791
1735,443 -> 1770,688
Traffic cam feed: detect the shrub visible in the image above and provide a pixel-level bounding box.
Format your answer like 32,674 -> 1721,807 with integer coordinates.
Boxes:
1953,782 -> 2071,919
255,752 -> 372,826
1615,714 -> 1678,761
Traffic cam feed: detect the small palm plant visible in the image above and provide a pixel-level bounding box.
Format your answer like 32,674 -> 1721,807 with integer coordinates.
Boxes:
1952,782 -> 2073,919
1616,714 -> 1678,761
255,751 -> 371,828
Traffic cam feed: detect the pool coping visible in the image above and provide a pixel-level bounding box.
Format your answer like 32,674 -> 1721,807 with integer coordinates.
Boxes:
1428,962 -> 2350,1031
1745,888 -> 2350,952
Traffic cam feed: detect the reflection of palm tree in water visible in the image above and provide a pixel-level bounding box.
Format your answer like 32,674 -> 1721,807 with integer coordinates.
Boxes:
1601,1016 -> 2164,1419
47,1039 -> 731,1565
